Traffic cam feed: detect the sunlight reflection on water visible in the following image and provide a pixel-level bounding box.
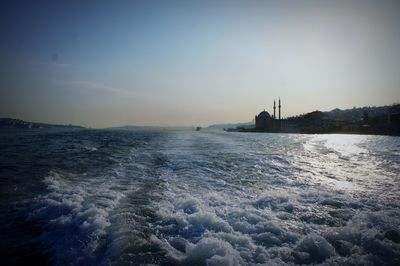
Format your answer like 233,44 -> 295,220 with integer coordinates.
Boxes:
322,134 -> 368,157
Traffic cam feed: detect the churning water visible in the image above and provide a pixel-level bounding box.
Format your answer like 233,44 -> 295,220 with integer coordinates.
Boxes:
1,129 -> 399,265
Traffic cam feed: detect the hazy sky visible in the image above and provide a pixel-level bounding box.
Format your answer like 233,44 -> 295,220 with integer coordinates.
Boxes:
1,0 -> 399,127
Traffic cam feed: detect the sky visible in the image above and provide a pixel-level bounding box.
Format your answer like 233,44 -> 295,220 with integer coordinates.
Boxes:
0,0 -> 399,128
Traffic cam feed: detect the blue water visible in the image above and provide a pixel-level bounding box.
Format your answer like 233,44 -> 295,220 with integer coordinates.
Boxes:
1,128 -> 399,265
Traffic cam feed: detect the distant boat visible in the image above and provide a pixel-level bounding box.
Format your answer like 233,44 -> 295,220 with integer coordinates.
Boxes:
196,126 -> 202,131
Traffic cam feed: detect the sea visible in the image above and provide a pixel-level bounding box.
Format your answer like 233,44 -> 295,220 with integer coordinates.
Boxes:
0,128 -> 399,265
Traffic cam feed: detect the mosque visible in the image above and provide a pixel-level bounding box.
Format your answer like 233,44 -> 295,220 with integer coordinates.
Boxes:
255,98 -> 281,132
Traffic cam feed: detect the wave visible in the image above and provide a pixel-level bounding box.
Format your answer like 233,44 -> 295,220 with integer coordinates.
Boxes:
5,130 -> 399,265
28,171 -> 125,264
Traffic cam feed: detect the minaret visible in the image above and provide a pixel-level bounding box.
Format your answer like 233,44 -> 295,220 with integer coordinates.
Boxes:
273,99 -> 276,119
278,98 -> 281,120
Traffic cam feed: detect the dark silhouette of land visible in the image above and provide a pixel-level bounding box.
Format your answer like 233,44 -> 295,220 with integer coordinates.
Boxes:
0,118 -> 83,129
225,104 -> 400,136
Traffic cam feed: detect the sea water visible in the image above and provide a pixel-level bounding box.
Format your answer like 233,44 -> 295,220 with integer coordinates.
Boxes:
0,129 -> 399,265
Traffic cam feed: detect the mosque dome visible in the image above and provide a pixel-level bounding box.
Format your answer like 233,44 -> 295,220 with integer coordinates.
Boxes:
257,110 -> 271,119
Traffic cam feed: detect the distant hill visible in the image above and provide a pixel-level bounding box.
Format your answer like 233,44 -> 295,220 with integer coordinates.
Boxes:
109,125 -> 192,130
322,104 -> 400,121
284,104 -> 400,121
207,121 -> 253,130
0,118 -> 84,129
277,103 -> 400,135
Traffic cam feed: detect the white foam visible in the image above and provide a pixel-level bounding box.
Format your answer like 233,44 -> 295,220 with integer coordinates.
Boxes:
29,171 -> 125,264
150,131 -> 400,265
